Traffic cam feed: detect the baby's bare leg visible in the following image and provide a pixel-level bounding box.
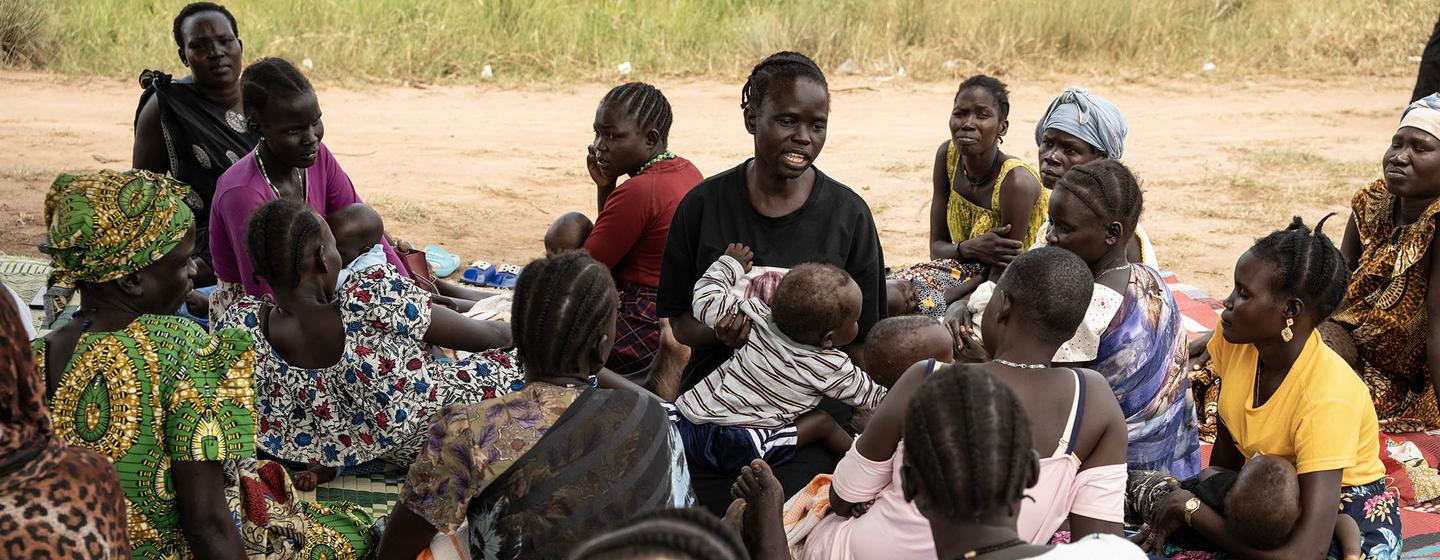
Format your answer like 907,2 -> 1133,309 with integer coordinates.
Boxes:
1334,513 -> 1362,560
796,409 -> 853,457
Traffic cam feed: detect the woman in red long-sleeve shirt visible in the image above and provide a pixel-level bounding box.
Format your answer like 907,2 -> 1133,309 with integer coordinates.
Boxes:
546,82 -> 703,378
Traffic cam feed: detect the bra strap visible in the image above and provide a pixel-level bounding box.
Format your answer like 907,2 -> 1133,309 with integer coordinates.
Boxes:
1062,369 -> 1088,456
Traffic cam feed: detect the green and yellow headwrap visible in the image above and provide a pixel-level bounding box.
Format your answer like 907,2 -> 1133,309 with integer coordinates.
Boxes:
38,170 -> 194,326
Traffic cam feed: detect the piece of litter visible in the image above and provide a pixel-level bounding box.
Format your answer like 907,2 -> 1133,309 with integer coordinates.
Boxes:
897,66 -> 907,78
302,57 -> 314,70
618,61 -> 632,75
836,59 -> 861,75
1201,62 -> 1216,72
941,59 -> 958,71
1411,56 -> 1424,63
481,65 -> 493,78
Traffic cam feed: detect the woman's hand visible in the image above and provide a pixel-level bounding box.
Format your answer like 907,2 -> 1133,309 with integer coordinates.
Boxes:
1134,489 -> 1196,553
957,224 -> 1022,267
1188,332 -> 1213,373
714,310 -> 753,349
945,303 -> 988,362
587,146 -> 616,189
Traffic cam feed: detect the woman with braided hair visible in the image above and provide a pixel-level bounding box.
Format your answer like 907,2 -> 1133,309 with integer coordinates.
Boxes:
889,75 -> 1047,318
568,507 -> 749,560
1032,159 -> 1200,478
215,199 -> 516,485
801,248 -> 1128,560
208,57 -> 412,323
1137,216 -> 1397,559
723,371 -> 1142,559
543,82 -> 704,380
657,51 -> 886,510
376,251 -> 691,560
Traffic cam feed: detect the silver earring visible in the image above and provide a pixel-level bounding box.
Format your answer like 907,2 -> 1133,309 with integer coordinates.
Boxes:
1280,318 -> 1294,342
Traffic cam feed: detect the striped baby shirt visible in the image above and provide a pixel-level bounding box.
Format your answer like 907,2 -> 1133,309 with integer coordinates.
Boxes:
675,255 -> 887,429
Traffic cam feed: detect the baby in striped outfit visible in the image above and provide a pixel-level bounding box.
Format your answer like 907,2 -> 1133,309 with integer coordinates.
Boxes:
667,243 -> 887,476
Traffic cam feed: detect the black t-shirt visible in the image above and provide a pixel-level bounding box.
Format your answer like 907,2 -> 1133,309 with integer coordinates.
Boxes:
657,160 -> 886,391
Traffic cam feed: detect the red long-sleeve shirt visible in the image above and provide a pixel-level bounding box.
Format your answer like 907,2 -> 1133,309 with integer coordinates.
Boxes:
583,156 -> 702,287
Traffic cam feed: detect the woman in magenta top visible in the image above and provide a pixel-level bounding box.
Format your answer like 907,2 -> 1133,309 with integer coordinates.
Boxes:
210,57 -> 407,318
546,82 -> 703,377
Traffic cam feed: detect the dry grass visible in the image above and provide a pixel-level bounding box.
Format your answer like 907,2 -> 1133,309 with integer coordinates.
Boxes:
4,0 -> 1433,84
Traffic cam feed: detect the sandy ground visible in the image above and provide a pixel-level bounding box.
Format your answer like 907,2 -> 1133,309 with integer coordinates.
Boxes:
0,70 -> 1415,297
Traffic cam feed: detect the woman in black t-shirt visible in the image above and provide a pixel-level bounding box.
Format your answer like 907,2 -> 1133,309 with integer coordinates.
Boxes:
657,51 -> 886,511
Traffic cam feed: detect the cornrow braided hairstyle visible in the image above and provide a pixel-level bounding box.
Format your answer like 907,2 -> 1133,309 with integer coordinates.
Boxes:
1053,158 -> 1144,236
173,2 -> 238,49
510,251 -> 618,379
1248,214 -> 1351,321
566,507 -> 749,560
601,82 -> 674,143
241,57 -> 313,132
957,75 -> 1011,120
740,51 -> 828,111
244,198 -> 325,289
903,365 -> 1036,521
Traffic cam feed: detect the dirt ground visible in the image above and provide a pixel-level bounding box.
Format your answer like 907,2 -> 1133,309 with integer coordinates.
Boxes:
0,70 -> 1414,297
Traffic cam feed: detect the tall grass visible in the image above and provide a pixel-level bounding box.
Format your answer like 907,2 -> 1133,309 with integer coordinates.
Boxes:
9,0 -> 1435,83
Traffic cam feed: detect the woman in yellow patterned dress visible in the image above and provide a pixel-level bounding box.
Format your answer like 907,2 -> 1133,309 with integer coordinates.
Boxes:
33,170 -> 372,559
1333,93 -> 1440,433
891,75 -> 1047,317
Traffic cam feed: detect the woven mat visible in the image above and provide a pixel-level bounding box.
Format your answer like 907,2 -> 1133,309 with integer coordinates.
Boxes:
296,470 -> 407,521
0,255 -> 51,332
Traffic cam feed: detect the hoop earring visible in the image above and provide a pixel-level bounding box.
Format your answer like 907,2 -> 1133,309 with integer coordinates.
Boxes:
1281,318 -> 1294,342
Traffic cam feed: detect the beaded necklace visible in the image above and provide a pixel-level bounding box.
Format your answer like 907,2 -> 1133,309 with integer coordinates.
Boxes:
636,150 -> 676,175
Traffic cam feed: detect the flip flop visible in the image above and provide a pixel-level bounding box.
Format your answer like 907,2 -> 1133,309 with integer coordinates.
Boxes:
488,263 -> 521,289
460,260 -> 495,287
423,245 -> 460,278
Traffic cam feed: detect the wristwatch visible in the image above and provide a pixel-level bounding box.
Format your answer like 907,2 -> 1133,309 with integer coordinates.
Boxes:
1183,497 -> 1202,526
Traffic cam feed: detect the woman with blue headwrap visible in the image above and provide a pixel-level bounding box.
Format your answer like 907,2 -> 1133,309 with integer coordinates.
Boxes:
1032,88 -> 1158,268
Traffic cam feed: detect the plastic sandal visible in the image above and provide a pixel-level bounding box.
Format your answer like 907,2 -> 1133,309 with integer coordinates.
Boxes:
488,263 -> 522,289
460,260 -> 494,287
423,245 -> 460,278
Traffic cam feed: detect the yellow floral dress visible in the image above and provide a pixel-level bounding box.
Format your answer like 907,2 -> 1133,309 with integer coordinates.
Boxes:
37,314 -> 373,559
1334,178 -> 1440,433
944,141 -> 1049,249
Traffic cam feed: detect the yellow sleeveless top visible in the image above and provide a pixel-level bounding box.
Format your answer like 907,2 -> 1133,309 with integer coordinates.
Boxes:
945,141 -> 1049,248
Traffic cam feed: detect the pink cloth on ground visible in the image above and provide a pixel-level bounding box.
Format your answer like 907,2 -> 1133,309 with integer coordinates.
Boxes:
209,142 -> 408,298
805,371 -> 1126,559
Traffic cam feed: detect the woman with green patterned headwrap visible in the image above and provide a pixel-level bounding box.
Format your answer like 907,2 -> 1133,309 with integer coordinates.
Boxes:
34,169 -> 375,560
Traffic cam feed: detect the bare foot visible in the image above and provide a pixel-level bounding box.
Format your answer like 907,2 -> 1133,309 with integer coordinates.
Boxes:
730,459 -> 789,560
292,465 -> 337,492
721,498 -> 747,539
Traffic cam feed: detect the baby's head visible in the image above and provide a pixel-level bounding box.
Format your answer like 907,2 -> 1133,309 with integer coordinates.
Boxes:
1224,455 -> 1301,550
864,316 -> 953,388
886,278 -> 918,317
325,203 -> 385,266
545,212 -> 594,256
771,263 -> 861,349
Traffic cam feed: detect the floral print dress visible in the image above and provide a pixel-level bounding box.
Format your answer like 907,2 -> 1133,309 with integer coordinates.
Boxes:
218,264 -> 524,467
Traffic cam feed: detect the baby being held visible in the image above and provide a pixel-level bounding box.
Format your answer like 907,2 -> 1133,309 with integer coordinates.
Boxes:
669,243 -> 886,476
325,203 -> 388,288
1130,455 -> 1361,557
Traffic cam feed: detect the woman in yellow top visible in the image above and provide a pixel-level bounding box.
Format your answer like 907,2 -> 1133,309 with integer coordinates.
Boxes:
893,75 -> 1046,317
1142,217 -> 1397,559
